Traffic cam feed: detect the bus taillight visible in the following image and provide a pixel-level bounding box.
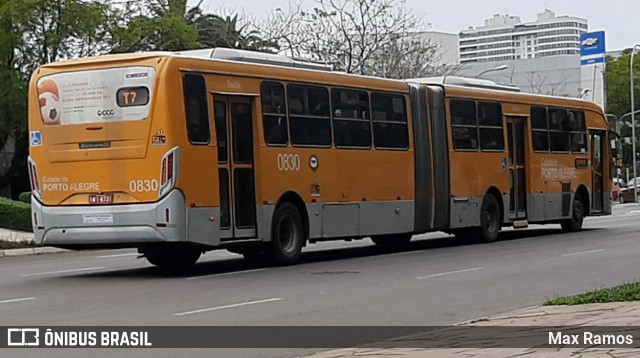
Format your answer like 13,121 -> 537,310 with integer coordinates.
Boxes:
161,157 -> 167,185
167,153 -> 174,182
159,147 -> 179,198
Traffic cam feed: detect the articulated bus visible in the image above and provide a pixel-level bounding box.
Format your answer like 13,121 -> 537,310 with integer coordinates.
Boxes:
28,48 -> 612,268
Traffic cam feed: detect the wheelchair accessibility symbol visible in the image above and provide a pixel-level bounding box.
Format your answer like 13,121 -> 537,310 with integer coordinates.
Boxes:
30,131 -> 42,147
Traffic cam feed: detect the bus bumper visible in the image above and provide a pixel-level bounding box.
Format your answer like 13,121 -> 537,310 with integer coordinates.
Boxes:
31,190 -> 187,248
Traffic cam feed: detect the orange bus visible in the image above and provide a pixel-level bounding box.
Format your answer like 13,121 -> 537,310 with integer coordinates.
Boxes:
28,48 -> 612,268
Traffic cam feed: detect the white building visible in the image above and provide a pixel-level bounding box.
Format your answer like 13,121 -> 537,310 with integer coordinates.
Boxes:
420,31 -> 460,65
459,10 -> 588,63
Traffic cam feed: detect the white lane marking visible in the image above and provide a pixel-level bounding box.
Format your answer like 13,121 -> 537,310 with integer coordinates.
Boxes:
96,253 -> 139,259
186,268 -> 267,280
22,267 -> 106,277
173,297 -> 283,316
0,297 -> 36,304
384,251 -> 418,257
416,267 -> 483,280
561,249 -> 606,257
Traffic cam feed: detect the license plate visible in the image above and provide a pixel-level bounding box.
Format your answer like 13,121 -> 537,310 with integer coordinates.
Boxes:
88,193 -> 113,204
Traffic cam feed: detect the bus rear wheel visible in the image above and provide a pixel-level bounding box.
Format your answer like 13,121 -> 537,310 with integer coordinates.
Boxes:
478,194 -> 500,243
561,195 -> 585,232
268,202 -> 304,266
142,244 -> 201,269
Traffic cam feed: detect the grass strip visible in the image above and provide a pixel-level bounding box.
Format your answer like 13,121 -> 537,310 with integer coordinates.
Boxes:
545,282 -> 640,305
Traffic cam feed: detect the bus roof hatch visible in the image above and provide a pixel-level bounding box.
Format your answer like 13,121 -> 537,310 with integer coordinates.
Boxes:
175,48 -> 334,72
407,76 -> 520,92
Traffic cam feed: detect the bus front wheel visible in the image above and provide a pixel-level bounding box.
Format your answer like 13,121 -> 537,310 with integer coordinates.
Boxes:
268,202 -> 305,265
561,196 -> 585,232
142,244 -> 201,269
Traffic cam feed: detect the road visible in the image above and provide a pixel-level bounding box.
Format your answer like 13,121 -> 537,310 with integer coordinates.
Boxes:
1,203 -> 640,357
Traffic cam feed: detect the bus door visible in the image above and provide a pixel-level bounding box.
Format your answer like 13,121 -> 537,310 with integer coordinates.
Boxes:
507,116 -> 527,219
590,130 -> 605,213
213,95 -> 257,240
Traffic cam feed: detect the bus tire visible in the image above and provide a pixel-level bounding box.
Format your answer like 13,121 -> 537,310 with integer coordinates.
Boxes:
143,244 -> 201,269
268,202 -> 304,266
371,234 -> 412,246
479,194 -> 500,243
561,195 -> 585,232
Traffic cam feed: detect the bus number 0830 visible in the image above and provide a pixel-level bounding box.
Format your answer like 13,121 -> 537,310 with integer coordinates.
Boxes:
277,154 -> 300,171
129,179 -> 159,192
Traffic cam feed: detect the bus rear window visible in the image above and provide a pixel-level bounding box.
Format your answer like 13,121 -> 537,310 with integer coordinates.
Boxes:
36,66 -> 155,125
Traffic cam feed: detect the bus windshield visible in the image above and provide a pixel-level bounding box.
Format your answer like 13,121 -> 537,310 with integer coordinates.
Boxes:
36,66 -> 155,126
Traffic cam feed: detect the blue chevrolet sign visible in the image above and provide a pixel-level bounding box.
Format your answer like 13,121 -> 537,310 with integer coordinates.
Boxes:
580,31 -> 606,65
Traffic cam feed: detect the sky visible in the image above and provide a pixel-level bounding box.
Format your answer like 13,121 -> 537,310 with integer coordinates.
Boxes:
193,0 -> 639,51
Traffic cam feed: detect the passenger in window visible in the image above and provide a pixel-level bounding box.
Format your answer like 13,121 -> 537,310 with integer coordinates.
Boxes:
568,111 -> 576,130
289,99 -> 303,115
454,127 -> 476,149
311,100 -> 327,116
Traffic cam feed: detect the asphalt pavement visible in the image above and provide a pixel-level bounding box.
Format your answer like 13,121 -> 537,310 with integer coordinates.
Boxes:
2,203 -> 640,357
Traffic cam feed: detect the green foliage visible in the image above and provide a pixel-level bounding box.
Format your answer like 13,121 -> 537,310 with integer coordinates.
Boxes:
109,0 -> 201,53
605,52 -> 640,120
194,14 -> 278,51
0,0 -> 276,199
0,0 -> 111,198
0,197 -> 32,232
18,191 -> 31,203
0,240 -> 33,250
545,282 -> 640,305
14,0 -> 112,74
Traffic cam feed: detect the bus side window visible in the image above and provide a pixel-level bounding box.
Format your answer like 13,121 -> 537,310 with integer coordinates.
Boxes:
478,102 -> 504,151
570,110 -> 587,153
332,88 -> 371,148
548,108 -> 570,152
370,93 -> 408,149
450,99 -> 478,151
287,84 -> 331,147
183,74 -> 210,144
531,106 -> 549,152
260,81 -> 288,146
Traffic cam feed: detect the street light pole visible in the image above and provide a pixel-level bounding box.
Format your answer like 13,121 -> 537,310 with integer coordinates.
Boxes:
630,44 -> 640,202
474,64 -> 508,78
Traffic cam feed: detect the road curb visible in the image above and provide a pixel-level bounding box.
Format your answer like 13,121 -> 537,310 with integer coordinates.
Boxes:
0,246 -> 69,258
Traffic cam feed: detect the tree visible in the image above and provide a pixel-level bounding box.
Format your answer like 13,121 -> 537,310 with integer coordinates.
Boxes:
524,71 -> 569,96
15,0 -> 111,74
261,0 -> 441,77
0,0 -> 111,198
193,13 -> 278,51
109,0 -> 201,53
368,32 -> 460,79
605,51 -> 640,121
109,0 -> 276,53
0,1 -> 29,197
